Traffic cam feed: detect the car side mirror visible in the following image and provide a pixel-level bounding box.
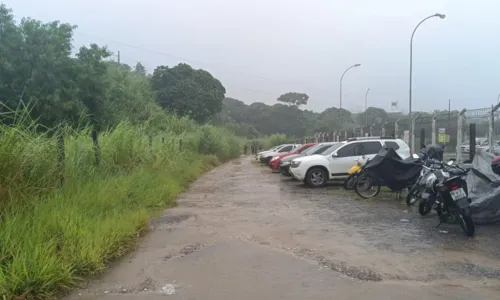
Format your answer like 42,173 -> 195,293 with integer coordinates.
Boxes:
332,153 -> 338,157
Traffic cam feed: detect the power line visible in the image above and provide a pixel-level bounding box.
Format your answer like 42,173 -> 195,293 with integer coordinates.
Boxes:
74,30 -> 334,94
9,12 -> 337,104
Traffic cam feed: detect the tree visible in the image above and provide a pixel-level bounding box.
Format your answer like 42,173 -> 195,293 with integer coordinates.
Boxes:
134,62 -> 146,76
277,92 -> 309,107
356,107 -> 389,126
151,63 -> 226,123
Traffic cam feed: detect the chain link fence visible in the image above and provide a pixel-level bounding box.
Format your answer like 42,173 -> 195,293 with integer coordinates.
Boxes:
298,103 -> 500,162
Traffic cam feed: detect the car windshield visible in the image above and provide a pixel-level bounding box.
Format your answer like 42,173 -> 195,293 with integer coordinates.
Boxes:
309,144 -> 335,155
321,143 -> 345,156
304,144 -> 323,155
297,144 -> 314,153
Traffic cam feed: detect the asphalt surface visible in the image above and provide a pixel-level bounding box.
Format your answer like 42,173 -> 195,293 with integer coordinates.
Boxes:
67,157 -> 500,299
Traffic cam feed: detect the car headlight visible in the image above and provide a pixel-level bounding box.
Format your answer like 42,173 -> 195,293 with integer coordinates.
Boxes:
282,161 -> 290,166
291,161 -> 301,168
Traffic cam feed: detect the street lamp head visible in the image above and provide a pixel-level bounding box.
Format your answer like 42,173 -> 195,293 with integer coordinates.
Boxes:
435,13 -> 446,19
354,64 -> 361,67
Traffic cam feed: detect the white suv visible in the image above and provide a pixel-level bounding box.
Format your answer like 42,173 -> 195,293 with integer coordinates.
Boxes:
288,137 -> 411,187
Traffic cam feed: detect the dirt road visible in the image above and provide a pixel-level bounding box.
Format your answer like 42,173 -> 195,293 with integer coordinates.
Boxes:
69,157 -> 500,299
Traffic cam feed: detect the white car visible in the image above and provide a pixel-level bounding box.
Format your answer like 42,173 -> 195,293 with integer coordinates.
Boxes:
289,137 -> 411,187
459,138 -> 486,154
258,144 -> 300,164
255,145 -> 283,160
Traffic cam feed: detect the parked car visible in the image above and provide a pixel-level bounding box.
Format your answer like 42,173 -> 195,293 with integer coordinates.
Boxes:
477,140 -> 500,154
288,137 -> 411,187
268,143 -> 316,170
279,142 -> 340,176
459,138 -> 486,154
256,144 -> 286,161
259,144 -> 299,164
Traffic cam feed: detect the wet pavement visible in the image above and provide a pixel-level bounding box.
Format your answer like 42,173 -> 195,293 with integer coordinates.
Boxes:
68,157 -> 500,299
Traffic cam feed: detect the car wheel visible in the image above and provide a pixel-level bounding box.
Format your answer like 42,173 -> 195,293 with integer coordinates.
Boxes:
305,167 -> 327,188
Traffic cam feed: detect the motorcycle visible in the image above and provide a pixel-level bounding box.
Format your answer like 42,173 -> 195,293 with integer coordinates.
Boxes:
412,160 -> 474,236
354,149 -> 422,199
343,155 -> 368,190
406,158 -> 453,215
434,164 -> 474,236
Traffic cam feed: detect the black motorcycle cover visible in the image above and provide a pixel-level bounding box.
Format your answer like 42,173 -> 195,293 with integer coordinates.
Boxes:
420,144 -> 444,161
364,148 -> 422,191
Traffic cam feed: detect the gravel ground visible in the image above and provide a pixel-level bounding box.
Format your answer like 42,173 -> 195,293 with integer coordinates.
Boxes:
67,157 -> 500,299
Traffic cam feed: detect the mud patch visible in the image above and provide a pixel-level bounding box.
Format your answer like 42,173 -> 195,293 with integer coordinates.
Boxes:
164,242 -> 205,261
180,242 -> 203,256
152,213 -> 193,226
322,259 -> 383,281
444,262 -> 500,279
294,247 -> 383,281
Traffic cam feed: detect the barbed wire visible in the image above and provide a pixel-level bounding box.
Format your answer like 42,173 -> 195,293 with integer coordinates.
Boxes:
465,107 -> 491,119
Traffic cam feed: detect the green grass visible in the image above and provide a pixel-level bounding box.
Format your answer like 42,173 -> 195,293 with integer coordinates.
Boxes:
0,114 -> 240,299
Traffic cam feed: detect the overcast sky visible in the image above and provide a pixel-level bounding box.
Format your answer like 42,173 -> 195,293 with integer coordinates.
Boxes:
6,0 -> 500,113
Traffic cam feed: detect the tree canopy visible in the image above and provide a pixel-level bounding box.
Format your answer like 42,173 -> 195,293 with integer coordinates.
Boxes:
151,63 -> 226,123
0,4 -> 421,140
277,92 -> 309,107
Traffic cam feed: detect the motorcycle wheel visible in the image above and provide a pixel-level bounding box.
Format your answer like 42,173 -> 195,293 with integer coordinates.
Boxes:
406,186 -> 419,207
458,209 -> 475,237
343,174 -> 358,190
354,174 -> 381,199
418,199 -> 432,216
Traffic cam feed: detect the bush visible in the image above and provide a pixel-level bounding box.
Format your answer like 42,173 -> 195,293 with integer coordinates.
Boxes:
262,133 -> 291,149
0,115 -> 241,299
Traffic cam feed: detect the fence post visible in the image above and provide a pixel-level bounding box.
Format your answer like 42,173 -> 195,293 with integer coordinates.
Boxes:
489,105 -> 495,153
314,132 -> 319,143
411,114 -> 420,154
91,129 -> 101,167
492,103 -> 500,153
57,135 -> 65,187
457,109 -> 466,162
395,119 -> 400,138
420,128 -> 426,148
431,115 -> 437,145
369,124 -> 374,137
469,123 -> 476,162
381,122 -> 387,137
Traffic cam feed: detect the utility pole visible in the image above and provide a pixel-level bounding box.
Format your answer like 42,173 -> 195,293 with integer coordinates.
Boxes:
117,50 -> 121,64
448,98 -> 451,126
365,88 -> 370,127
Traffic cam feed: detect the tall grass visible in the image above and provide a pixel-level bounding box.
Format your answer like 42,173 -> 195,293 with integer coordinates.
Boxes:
261,133 -> 292,150
0,114 -> 240,299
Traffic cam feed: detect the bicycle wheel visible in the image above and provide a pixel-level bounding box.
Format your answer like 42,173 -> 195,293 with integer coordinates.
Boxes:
354,174 -> 381,199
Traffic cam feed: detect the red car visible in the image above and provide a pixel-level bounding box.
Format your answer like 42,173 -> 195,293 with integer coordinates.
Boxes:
268,143 -> 317,170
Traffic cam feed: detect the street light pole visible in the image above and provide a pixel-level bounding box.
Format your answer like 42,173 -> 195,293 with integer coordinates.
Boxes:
340,63 -> 361,126
408,13 -> 445,150
497,93 -> 500,104
365,88 -> 370,127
